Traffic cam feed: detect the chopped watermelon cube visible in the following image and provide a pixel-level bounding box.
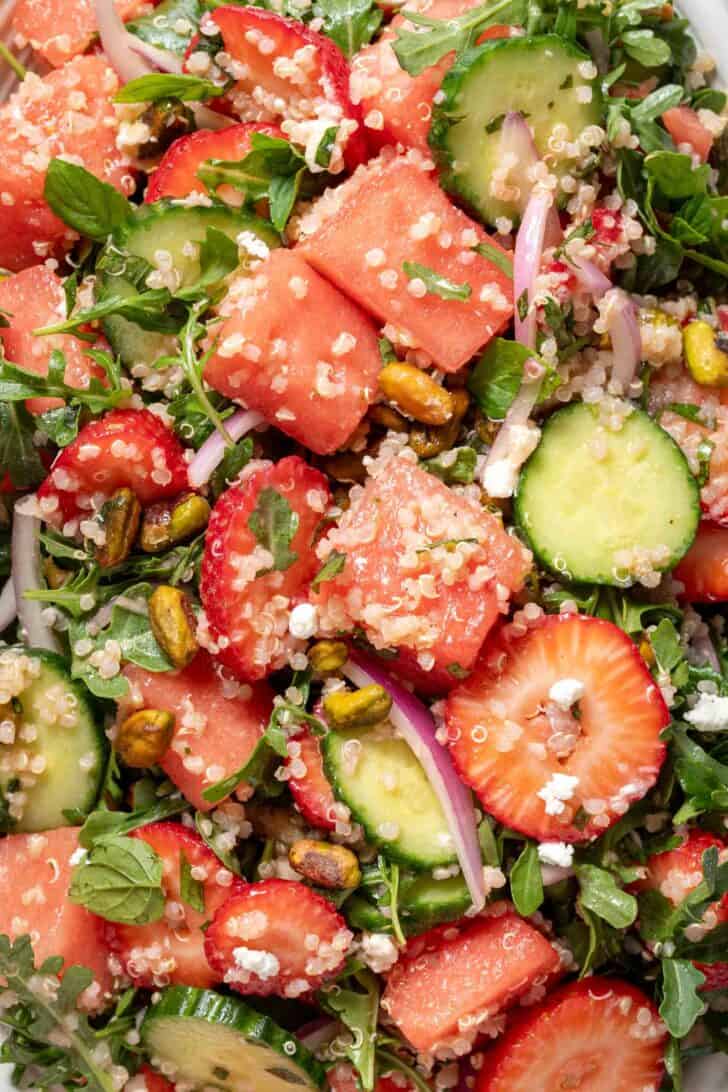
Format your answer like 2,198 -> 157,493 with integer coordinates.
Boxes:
0,827 -> 115,1008
0,265 -> 106,414
119,653 -> 273,811
312,452 -> 531,675
0,56 -> 133,272
298,155 -> 514,372
381,904 -> 561,1052
13,0 -> 148,67
204,249 -> 381,455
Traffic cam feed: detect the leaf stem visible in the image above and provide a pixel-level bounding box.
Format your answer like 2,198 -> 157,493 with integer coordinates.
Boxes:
0,41 -> 27,81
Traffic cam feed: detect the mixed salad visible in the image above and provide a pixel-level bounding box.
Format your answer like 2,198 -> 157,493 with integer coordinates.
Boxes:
0,0 -> 727,1088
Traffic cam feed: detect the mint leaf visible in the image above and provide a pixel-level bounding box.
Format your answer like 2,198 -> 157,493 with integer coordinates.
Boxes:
422,446 -> 477,484
510,841 -> 544,916
312,550 -> 346,590
644,151 -> 710,200
474,240 -> 514,279
248,488 -> 299,573
659,960 -> 705,1038
115,73 -> 223,103
468,338 -> 530,419
402,261 -> 471,301
69,835 -> 165,924
44,159 -> 133,241
576,864 -> 637,928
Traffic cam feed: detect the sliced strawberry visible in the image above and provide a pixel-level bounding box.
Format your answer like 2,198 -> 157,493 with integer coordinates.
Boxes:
0,265 -> 107,415
476,978 -> 666,1092
204,877 -> 352,997
200,456 -> 330,681
662,105 -> 713,162
286,727 -> 339,832
119,652 -> 273,811
446,614 -> 668,843
327,1065 -> 416,1092
136,1065 -> 176,1092
106,821 -> 245,989
675,522 -> 728,602
36,408 -> 189,531
381,904 -> 560,1053
145,122 -> 283,202
191,6 -> 366,170
636,830 -> 728,991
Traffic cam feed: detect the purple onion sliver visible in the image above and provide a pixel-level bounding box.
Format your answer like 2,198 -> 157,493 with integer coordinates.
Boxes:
514,189 -> 555,349
0,577 -> 16,633
95,0 -> 154,82
187,409 -> 265,489
11,500 -> 60,652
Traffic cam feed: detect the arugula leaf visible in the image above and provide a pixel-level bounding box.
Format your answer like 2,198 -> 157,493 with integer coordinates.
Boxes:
474,240 -> 514,279
510,841 -> 544,916
202,703 -> 294,805
115,73 -> 224,103
402,261 -> 471,301
659,960 -> 706,1038
392,0 -> 523,75
35,288 -> 178,337
44,159 -> 133,241
197,133 -> 308,232
180,852 -> 206,912
670,728 -> 728,820
664,1035 -> 683,1092
318,971 -> 379,1091
422,446 -> 477,485
313,0 -> 382,57
178,303 -> 234,443
38,404 -> 80,447
0,401 -> 45,488
69,835 -> 165,925
312,550 -> 347,590
375,1049 -> 431,1092
248,487 -> 299,572
575,864 -> 637,929
315,125 -> 339,169
211,435 -> 254,498
78,795 -> 188,849
126,0 -> 201,55
0,349 -> 126,414
650,618 -> 684,675
195,809 -> 243,875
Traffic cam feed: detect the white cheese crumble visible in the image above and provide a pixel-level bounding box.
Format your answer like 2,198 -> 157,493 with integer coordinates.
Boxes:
288,603 -> 319,640
684,693 -> 728,732
537,772 -> 580,816
547,678 -> 585,711
537,841 -> 575,868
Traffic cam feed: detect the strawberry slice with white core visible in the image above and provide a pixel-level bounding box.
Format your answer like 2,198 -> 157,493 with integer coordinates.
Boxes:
475,978 -> 666,1092
106,821 -> 245,989
381,903 -> 561,1054
36,408 -> 189,532
446,614 -> 668,842
191,7 -> 366,171
285,728 -> 344,833
204,877 -> 352,997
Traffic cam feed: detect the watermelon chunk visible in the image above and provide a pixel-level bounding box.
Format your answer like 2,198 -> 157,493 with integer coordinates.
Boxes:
298,155 -> 514,372
119,653 -> 273,811
0,56 -> 133,272
0,265 -> 106,414
13,0 -> 149,67
204,249 -> 381,455
145,122 -> 283,202
312,452 -> 531,675
351,1 -> 511,156
0,827 -> 115,1009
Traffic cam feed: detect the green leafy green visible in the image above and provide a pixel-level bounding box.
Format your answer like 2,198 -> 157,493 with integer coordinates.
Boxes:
474,240 -> 514,279
180,852 -> 206,913
44,159 -> 133,241
0,401 -> 46,489
402,261 -> 471,301
313,0 -> 382,57
468,338 -> 558,419
575,864 -> 638,929
69,835 -> 165,925
392,0 -> 525,75
659,960 -> 706,1038
248,488 -> 299,573
422,446 -> 478,485
127,0 -> 201,55
622,28 -> 671,67
312,550 -> 347,590
644,152 -> 710,201
0,349 -> 125,414
38,404 -> 80,447
318,970 -> 379,1091
211,435 -> 254,498
115,73 -> 224,103
78,795 -> 188,849
510,841 -> 544,916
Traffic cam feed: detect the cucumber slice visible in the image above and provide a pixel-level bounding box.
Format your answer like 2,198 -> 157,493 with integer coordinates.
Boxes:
430,35 -> 603,226
323,726 -> 457,870
0,647 -> 106,833
399,872 -> 470,926
96,268 -> 178,371
141,986 -> 325,1091
514,403 -> 700,586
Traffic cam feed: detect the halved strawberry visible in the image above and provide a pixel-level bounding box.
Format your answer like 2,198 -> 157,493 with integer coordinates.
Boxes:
145,122 -> 283,202
381,904 -> 560,1053
204,877 -> 352,997
136,1065 -> 176,1092
286,727 -> 339,832
446,615 -> 668,843
674,523 -> 728,602
192,6 -> 367,170
199,456 -> 330,681
475,978 -> 666,1092
106,821 -> 245,989
635,830 -> 728,991
36,408 -> 189,531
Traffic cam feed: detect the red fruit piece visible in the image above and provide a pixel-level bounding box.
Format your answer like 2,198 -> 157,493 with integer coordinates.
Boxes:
662,106 -> 713,162
12,0 -> 149,67
107,821 -> 245,989
145,122 -> 283,202
200,456 -> 330,680
328,1065 -> 416,1092
446,614 -> 668,842
675,522 -> 728,602
193,6 -> 366,170
313,453 -> 530,676
298,155 -> 514,373
204,249 -> 381,455
286,727 -> 340,832
137,1065 -> 176,1092
36,408 -> 189,531
0,828 -> 114,1009
636,830 -> 728,992
475,978 -> 666,1092
0,56 -> 133,272
351,1 -> 510,156
204,877 -> 352,997
119,652 -> 273,811
381,904 -> 560,1053
0,265 -> 106,415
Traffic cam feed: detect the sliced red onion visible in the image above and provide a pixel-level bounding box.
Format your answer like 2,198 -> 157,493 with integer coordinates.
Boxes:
603,288 -> 642,392
128,37 -> 183,74
569,254 -> 612,301
693,630 -> 721,674
11,499 -> 60,652
96,0 -> 154,82
514,188 -> 557,349
187,409 -> 265,489
0,577 -> 16,633
500,114 -> 561,246
297,1018 -> 339,1052
342,651 -> 486,914
480,378 -> 542,499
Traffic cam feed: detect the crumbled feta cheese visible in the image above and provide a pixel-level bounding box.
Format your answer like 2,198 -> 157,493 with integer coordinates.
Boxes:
288,603 -> 319,640
684,693 -> 728,732
547,678 -> 585,711
537,773 -> 579,816
537,841 -> 574,868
